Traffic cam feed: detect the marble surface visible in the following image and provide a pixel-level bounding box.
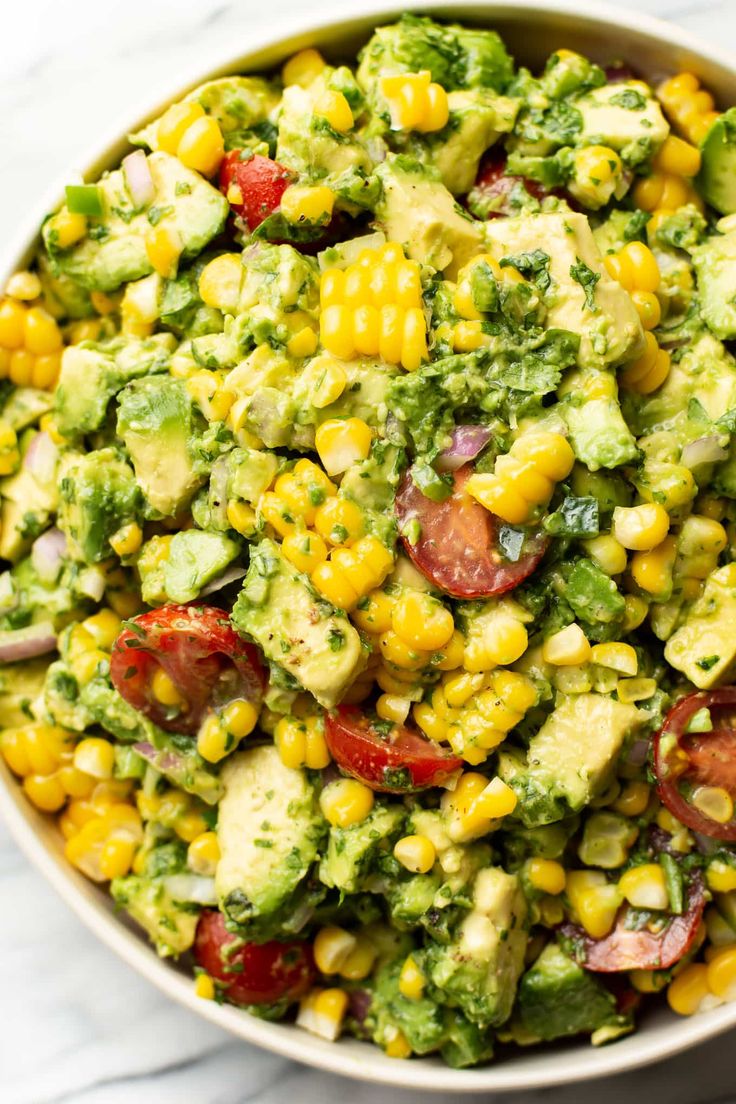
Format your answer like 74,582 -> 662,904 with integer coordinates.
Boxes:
3,0 -> 736,1101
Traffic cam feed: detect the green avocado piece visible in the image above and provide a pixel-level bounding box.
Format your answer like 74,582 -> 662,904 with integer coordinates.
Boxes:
43,151 -> 228,292
58,448 -> 140,564
116,375 -> 205,517
215,746 -> 326,925
320,804 -> 405,893
227,447 -> 279,505
110,874 -> 199,957
367,956 -> 449,1056
517,942 -> 621,1041
163,529 -> 240,603
232,538 -> 366,708
665,564 -> 736,688
562,375 -> 639,470
693,228 -> 736,340
0,657 -> 49,726
0,430 -> 60,562
697,107 -> 736,214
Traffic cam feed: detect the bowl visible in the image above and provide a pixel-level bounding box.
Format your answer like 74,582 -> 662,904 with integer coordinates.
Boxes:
2,0 -> 736,1091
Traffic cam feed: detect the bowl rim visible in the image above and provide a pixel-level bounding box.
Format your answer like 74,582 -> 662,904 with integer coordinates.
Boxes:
3,0 -> 736,1091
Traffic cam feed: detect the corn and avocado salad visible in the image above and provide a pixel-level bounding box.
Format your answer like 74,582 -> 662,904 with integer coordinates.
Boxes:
4,12 -> 736,1067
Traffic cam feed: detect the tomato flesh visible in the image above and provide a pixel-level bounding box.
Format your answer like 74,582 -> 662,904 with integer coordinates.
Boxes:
325,706 -> 463,793
194,910 -> 314,1006
395,464 -> 548,599
472,148 -> 548,217
561,871 -> 706,972
219,152 -> 295,231
110,604 -> 265,735
654,688 -> 736,840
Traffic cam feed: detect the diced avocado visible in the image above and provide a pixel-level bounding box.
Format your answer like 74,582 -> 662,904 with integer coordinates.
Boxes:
440,1010 -> 495,1069
227,447 -> 279,505
57,448 -> 140,564
231,539 -> 366,708
43,152 -> 228,292
0,431 -> 60,562
116,376 -> 205,516
485,211 -> 644,368
560,557 -> 627,631
1,388 -> 53,433
367,956 -> 449,1056
697,107 -> 736,215
426,867 -> 528,1027
134,76 -> 279,152
320,803 -> 405,893
561,370 -> 638,469
665,563 -> 736,688
517,942 -> 622,1041
693,229 -> 736,340
0,657 -> 49,726
111,873 -> 199,957
215,746 -> 326,925
37,253 -> 94,320
41,660 -> 94,731
336,442 -> 402,543
275,79 -> 373,186
55,333 -> 175,439
375,157 -> 483,277
163,529 -> 240,603
357,15 -> 514,97
499,694 -> 643,826
386,871 -> 443,928
575,81 -> 669,166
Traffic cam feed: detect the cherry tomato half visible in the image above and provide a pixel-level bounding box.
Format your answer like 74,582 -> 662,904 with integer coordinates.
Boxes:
654,688 -> 736,840
561,871 -> 706,973
325,705 -> 463,793
395,464 -> 548,599
194,910 -> 314,1006
110,604 -> 265,735
219,152 -> 295,231
471,148 -> 548,217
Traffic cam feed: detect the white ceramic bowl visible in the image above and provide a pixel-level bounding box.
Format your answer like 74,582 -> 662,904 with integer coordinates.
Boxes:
3,0 -> 736,1091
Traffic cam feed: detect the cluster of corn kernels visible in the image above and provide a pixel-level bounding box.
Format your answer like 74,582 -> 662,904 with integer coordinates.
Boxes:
633,133 -> 703,221
2,723 -> 84,813
64,790 -> 143,881
274,708 -> 331,770
0,271 -> 64,389
413,668 -> 537,766
449,253 -> 525,352
196,699 -> 260,763
570,145 -> 623,209
379,70 -> 450,132
657,72 -> 721,145
539,625 -> 651,700
629,513 -> 727,604
136,786 -> 213,843
620,331 -> 672,394
319,243 -> 428,371
64,608 -> 123,687
604,241 -> 663,331
157,100 -> 225,177
464,431 -> 575,525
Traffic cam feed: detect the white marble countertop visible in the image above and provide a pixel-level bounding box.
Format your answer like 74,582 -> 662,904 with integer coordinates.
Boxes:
3,1 -> 736,1101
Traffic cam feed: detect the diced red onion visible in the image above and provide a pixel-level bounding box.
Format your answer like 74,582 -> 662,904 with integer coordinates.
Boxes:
31,527 -> 66,584
348,989 -> 372,1024
681,436 -> 729,468
436,425 -> 492,472
0,621 -> 57,662
23,432 -> 57,482
122,150 -> 155,208
604,64 -> 638,83
199,564 -> 247,597
624,737 -> 650,767
163,874 -> 217,905
76,566 -> 106,602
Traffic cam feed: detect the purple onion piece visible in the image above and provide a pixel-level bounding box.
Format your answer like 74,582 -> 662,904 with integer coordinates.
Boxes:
199,564 -> 246,597
122,149 -> 155,208
348,988 -> 373,1025
624,737 -> 650,767
0,621 -> 57,662
693,832 -> 721,856
681,436 -> 729,468
31,527 -> 67,583
436,425 -> 492,472
23,431 -> 57,481
604,63 -> 638,83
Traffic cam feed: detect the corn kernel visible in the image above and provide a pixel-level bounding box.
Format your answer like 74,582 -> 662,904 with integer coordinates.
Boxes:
339,936 -> 376,980
282,48 -> 326,89
394,833 -> 436,874
315,90 -> 354,132
619,863 -> 669,909
99,836 -> 136,879
302,354 -> 347,408
692,785 -> 734,825
613,503 -> 670,551
398,954 -> 425,1000
194,973 -> 216,1000
177,115 -> 225,176
145,225 -> 182,279
6,271 -> 41,301
47,209 -> 88,250
187,831 -> 220,876
281,184 -> 334,225
287,326 -> 319,359
527,857 -> 566,895
196,713 -> 230,763
73,738 -> 115,780
198,253 -> 241,313
384,1028 -> 412,1059
706,861 -> 736,894
314,496 -> 364,546
282,530 -> 329,574
315,417 -> 372,476
542,623 -> 591,666
109,521 -> 143,558
320,778 -> 374,827
590,641 -> 638,676
297,987 -> 349,1041
668,963 -> 710,1016
157,101 -> 205,153
314,926 -> 357,975
391,590 -> 454,652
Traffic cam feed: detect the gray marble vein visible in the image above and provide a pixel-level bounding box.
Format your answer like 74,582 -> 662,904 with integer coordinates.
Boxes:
2,1 -> 736,1101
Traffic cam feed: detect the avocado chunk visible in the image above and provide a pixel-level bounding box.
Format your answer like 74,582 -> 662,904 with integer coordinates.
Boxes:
517,942 -> 623,1041
111,842 -> 201,957
43,151 -> 228,292
693,228 -> 736,340
0,431 -> 60,562
561,369 -> 638,470
499,693 -> 643,826
426,866 -> 528,1027
367,956 -> 449,1056
55,333 -> 175,439
215,746 -> 326,926
0,658 -> 49,726
665,564 -> 736,688
163,529 -> 240,603
575,81 -> 669,166
116,375 -> 205,516
275,78 -> 373,189
227,447 -> 279,505
698,108 -> 736,214
485,211 -> 644,368
58,448 -> 140,563
320,803 -> 405,893
231,539 -> 366,708
375,157 -> 483,277
134,76 -> 279,152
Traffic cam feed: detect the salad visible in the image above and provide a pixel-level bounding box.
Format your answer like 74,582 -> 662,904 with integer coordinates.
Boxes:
3,12 -> 736,1068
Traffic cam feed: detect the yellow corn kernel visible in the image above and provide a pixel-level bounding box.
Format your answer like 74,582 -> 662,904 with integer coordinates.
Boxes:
706,861 -> 736,894
590,641 -> 638,677
620,241 -> 661,292
73,738 -> 115,780
286,326 -> 319,359
339,936 -> 377,980
398,954 -> 425,1001
376,693 -> 411,724
314,496 -> 364,546
381,71 -> 449,133
281,184 -> 334,225
394,834 -> 436,874
527,858 -> 566,896
186,830 -> 220,876
282,48 -> 326,88
221,698 -> 258,741
584,534 -> 628,576
198,253 -> 241,313
275,717 -> 307,770
176,114 -> 224,176
56,765 -> 95,800
631,290 -> 661,331
301,354 -> 347,408
472,776 -> 518,819
282,530 -> 329,574
145,225 -> 182,279
23,773 -> 67,812
22,306 -> 61,355
379,629 -> 430,671
298,987 -> 350,1041
384,1028 -> 412,1059
463,614 -> 528,672
311,561 -> 360,610
6,270 -> 41,301
609,780 -> 650,818
706,945 -> 736,1001
692,785 -> 734,825
619,863 -> 668,910
613,502 -> 670,551
196,714 -> 231,763
31,353 -> 61,390
314,925 -> 357,975
391,591 -> 454,652
572,145 -> 622,206
99,836 -> 136,880
8,349 -> 34,386
47,209 -> 88,250
631,533 -> 677,598
315,90 -> 354,132
320,303 -> 355,359
351,589 -> 394,634
109,521 -> 143,558
542,623 -> 591,666
452,320 -> 486,352
157,101 -> 205,153
568,874 -> 622,939
0,299 -> 26,349
67,317 -> 103,345
314,417 -> 372,476
320,778 -> 374,827
654,134 -> 702,176
194,973 -> 216,1001
225,500 -> 256,538
668,963 -> 710,1016
412,700 -> 447,744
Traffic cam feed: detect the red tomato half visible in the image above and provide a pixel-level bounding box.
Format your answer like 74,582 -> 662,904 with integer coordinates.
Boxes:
219,152 -> 295,231
325,705 -> 463,793
110,604 -> 265,735
561,871 -> 706,973
194,910 -> 314,1006
654,688 -> 736,840
395,465 -> 548,599
472,148 -> 548,217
